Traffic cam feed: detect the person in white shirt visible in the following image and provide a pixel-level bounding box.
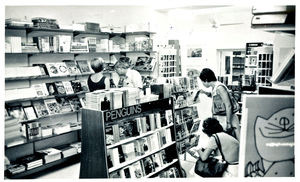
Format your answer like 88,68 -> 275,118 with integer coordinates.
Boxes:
114,57 -> 143,89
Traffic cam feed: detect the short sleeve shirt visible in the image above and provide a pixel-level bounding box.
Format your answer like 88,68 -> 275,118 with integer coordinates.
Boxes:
123,69 -> 143,89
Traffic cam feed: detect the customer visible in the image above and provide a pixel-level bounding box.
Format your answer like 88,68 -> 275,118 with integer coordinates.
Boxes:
195,68 -> 240,141
87,57 -> 110,92
189,117 -> 239,177
114,56 -> 143,89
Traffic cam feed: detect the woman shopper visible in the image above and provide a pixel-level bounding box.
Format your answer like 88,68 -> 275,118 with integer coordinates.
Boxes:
195,68 -> 240,141
87,57 -> 110,92
189,117 -> 239,177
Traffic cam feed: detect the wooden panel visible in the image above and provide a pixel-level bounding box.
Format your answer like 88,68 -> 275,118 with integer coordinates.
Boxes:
5,143 -> 34,161
34,131 -> 78,151
80,109 -> 108,178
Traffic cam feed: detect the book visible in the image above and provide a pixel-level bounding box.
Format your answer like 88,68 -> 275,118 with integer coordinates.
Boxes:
32,100 -> 49,118
32,63 -> 49,76
56,97 -> 73,113
70,80 -> 82,93
76,60 -> 92,74
44,98 -> 61,115
118,120 -> 139,140
41,126 -> 53,137
46,82 -> 58,95
55,145 -> 78,158
109,170 -> 121,178
105,124 -> 119,145
122,166 -> 132,178
62,81 -> 74,95
26,122 -> 41,139
55,62 -> 69,76
151,153 -> 163,169
121,142 -> 136,161
63,60 -> 81,75
165,109 -> 173,124
79,96 -> 86,108
142,156 -> 155,175
17,154 -> 43,170
36,147 -> 62,164
80,80 -> 89,92
45,63 -> 60,77
190,120 -> 201,133
67,96 -> 82,111
130,161 -> 144,178
8,106 -> 27,121
107,147 -> 120,168
6,164 -> 26,175
70,142 -> 81,153
54,81 -> 67,95
148,132 -> 160,151
23,106 -> 37,120
32,83 -> 49,97
136,137 -> 150,155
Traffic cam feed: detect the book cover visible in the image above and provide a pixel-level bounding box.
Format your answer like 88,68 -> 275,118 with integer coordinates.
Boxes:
32,63 -> 49,76
122,166 -> 132,178
130,161 -> 144,178
142,156 -> 155,175
23,106 -> 37,120
121,142 -> 135,161
26,122 -> 41,140
190,120 -> 201,133
32,100 -> 49,118
62,81 -> 74,95
109,170 -> 121,178
70,80 -> 82,93
17,154 -> 43,170
80,80 -> 89,92
46,82 -> 58,96
148,132 -> 160,151
54,81 -> 67,95
44,98 -> 61,115
32,83 -> 49,97
151,153 -> 163,169
79,96 -> 86,109
136,137 -> 150,155
118,120 -> 139,140
45,63 -> 60,77
55,145 -> 77,158
63,60 -> 81,75
55,62 -> 69,76
155,113 -> 161,129
165,110 -> 173,125
8,106 -> 27,121
56,97 -> 73,113
76,60 -> 92,74
67,96 -> 82,111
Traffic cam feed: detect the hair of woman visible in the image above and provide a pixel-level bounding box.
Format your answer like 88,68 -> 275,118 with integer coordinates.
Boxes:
202,117 -> 224,136
90,57 -> 105,73
199,68 -> 217,82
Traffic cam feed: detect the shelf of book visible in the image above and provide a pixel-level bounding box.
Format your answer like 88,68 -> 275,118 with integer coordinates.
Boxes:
5,91 -> 88,103
6,153 -> 80,179
107,124 -> 174,149
143,159 -> 178,178
120,51 -> 156,56
5,128 -> 81,149
109,141 -> 176,173
73,30 -> 110,37
19,110 -> 81,125
80,98 -> 183,178
5,74 -> 93,81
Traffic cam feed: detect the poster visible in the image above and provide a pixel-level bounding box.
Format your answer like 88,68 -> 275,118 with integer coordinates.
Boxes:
239,95 -> 294,177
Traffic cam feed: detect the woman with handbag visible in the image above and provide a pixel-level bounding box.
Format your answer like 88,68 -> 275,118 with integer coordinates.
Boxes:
194,68 -> 240,141
189,117 -> 239,177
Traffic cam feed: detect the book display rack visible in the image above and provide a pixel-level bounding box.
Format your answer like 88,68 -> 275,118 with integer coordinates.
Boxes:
80,98 -> 183,178
4,25 -> 157,178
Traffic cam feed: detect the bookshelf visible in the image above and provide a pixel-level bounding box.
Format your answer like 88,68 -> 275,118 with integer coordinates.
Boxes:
80,98 -> 183,178
5,24 -> 157,178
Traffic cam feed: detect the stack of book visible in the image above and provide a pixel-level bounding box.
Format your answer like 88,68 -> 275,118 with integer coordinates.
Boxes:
6,164 -> 26,175
70,142 -> 82,153
85,90 -> 112,111
5,116 -> 24,146
36,148 -> 62,164
18,154 -> 43,170
55,145 -> 78,158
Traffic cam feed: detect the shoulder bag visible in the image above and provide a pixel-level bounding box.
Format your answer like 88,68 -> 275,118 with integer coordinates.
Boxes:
194,134 -> 228,177
212,85 -> 240,116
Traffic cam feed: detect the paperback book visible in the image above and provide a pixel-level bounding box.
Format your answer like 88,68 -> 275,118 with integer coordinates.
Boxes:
32,83 -> 49,97
142,156 -> 155,175
23,106 -> 37,120
62,81 -> 74,95
46,82 -> 58,95
44,98 -> 61,115
67,96 -> 82,111
76,60 -> 92,74
32,100 -> 49,118
70,80 -> 82,93
8,106 -> 27,121
36,147 -> 62,164
56,97 -> 73,113
63,60 -> 81,75
54,81 -> 67,95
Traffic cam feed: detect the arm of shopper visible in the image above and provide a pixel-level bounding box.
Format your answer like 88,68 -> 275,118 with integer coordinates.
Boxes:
104,77 -> 110,90
217,86 -> 233,129
196,147 -> 214,161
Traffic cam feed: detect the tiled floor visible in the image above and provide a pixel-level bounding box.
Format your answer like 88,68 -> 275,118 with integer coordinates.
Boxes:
35,153 -> 199,179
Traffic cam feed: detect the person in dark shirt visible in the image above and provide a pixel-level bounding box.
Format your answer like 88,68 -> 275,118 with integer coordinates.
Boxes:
87,57 -> 110,92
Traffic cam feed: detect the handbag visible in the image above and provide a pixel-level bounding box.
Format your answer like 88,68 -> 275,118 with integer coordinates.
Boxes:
212,85 -> 240,116
194,134 -> 228,177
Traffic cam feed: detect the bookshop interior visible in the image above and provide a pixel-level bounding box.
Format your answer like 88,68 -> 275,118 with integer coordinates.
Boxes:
3,4 -> 296,179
